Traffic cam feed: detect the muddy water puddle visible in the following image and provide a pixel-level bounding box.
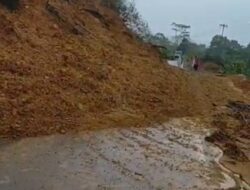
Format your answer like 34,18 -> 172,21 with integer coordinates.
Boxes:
0,118 -> 242,190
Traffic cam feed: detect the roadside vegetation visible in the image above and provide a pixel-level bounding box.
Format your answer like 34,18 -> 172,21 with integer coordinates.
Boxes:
102,0 -> 250,77
205,35 -> 250,76
175,35 -> 250,77
149,34 -> 250,77
101,0 -> 151,39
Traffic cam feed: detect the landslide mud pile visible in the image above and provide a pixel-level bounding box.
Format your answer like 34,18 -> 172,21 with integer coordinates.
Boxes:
206,101 -> 250,184
0,0 -> 245,138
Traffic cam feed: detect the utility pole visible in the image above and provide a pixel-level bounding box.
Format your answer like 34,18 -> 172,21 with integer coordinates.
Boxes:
220,24 -> 228,36
172,22 -> 191,44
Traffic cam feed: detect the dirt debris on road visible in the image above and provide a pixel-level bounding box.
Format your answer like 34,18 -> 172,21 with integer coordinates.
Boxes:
206,101 -> 250,185
0,1 -> 250,189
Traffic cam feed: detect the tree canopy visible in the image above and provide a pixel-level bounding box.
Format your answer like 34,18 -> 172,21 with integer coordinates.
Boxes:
205,35 -> 250,76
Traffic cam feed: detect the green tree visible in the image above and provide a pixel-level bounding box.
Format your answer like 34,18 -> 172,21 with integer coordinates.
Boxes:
177,38 -> 206,58
205,35 -> 250,76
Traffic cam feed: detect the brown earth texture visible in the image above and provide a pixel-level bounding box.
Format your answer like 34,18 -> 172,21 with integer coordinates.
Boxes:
0,0 -> 249,139
1,0 -> 250,187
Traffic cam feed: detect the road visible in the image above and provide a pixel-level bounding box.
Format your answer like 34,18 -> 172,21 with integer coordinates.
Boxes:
0,118 -> 241,190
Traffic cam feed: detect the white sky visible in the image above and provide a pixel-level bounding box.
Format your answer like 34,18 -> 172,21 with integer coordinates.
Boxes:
135,0 -> 250,45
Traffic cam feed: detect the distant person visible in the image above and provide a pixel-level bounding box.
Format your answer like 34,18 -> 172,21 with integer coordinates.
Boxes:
192,56 -> 199,71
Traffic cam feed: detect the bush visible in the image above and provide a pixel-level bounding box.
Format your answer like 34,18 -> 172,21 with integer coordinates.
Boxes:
0,0 -> 20,11
101,0 -> 151,40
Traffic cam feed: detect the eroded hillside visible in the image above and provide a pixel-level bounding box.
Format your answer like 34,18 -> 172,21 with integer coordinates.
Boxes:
0,0 -> 246,138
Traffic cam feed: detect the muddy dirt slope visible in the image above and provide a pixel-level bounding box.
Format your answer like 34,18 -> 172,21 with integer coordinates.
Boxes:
0,0 -> 247,138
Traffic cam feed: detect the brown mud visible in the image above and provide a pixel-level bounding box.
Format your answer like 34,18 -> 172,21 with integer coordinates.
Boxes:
0,1 -> 249,188
206,101 -> 250,186
0,0 -> 248,139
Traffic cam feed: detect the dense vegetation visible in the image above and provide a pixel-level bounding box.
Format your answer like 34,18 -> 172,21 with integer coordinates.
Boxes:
205,35 -> 250,76
150,34 -> 250,77
101,0 -> 150,39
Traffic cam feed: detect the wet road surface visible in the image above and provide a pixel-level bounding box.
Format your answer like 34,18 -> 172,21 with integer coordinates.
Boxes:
0,119 -> 237,190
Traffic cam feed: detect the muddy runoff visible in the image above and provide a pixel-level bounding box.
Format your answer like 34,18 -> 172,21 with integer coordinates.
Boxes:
0,118 -> 248,190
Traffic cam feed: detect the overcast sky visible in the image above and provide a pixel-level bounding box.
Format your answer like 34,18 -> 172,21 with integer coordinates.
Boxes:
135,0 -> 250,46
